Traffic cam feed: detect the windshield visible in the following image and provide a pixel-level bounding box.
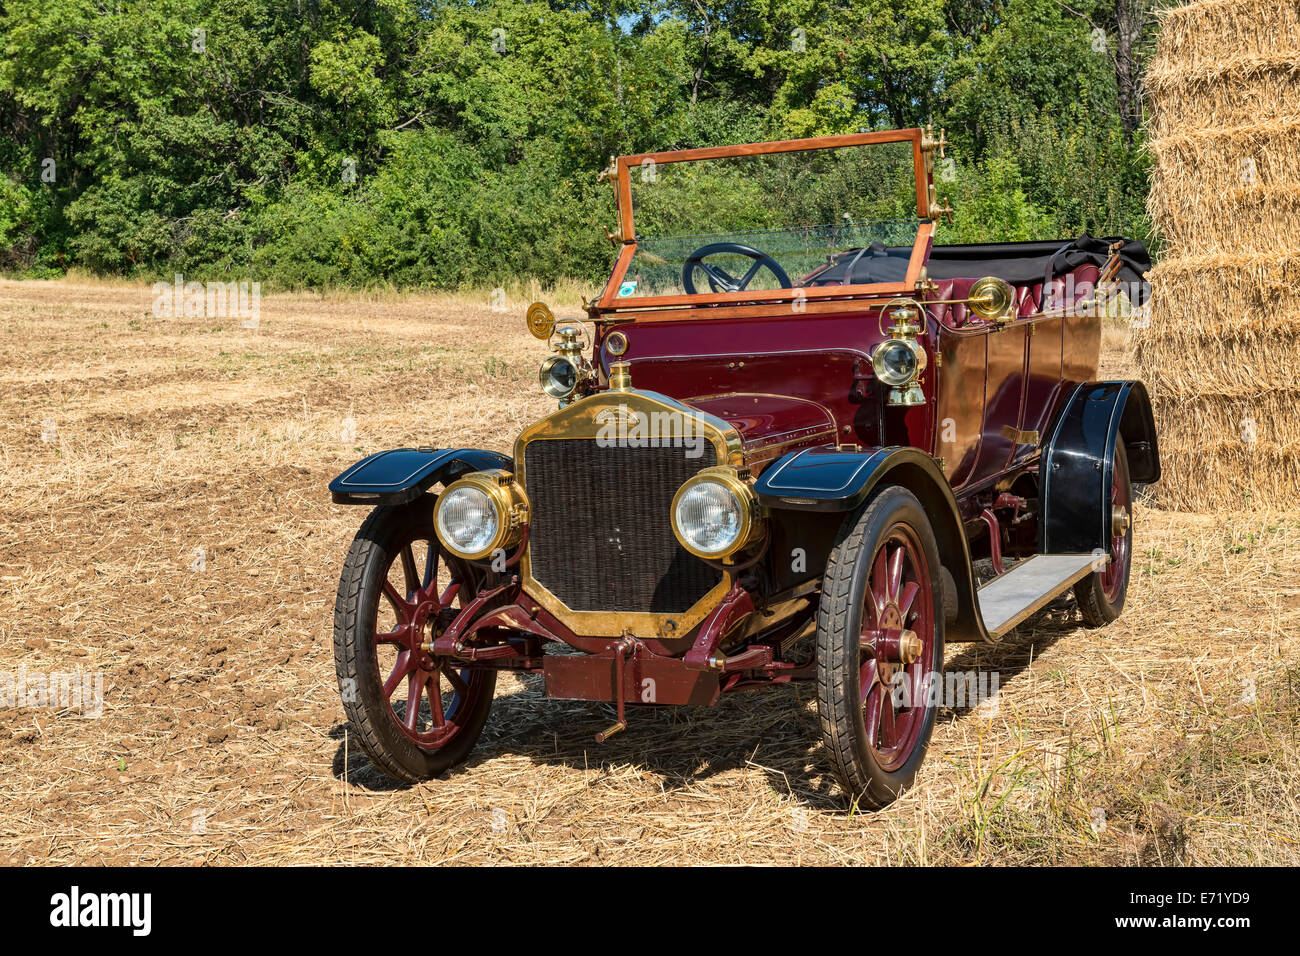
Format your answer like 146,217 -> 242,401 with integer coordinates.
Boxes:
615,138 -> 923,300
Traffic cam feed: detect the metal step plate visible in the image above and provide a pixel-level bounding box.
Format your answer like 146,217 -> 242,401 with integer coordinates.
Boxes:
977,553 -> 1103,639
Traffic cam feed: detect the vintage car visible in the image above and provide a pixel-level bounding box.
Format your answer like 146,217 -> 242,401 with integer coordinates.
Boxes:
327,128 -> 1160,808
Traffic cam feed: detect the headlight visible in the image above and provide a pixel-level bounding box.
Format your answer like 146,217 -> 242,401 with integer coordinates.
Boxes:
539,355 -> 579,400
434,470 -> 529,560
872,338 -> 923,387
671,466 -> 765,560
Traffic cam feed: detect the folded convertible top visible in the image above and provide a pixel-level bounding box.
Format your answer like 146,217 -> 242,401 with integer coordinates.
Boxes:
925,233 -> 1151,300
811,233 -> 1151,303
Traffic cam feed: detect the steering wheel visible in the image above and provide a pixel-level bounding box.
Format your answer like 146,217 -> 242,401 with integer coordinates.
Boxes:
682,242 -> 792,295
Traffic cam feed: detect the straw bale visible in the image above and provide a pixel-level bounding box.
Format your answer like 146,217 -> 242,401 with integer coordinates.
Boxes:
1143,439 -> 1300,509
1138,0 -> 1300,509
1154,0 -> 1300,75
1146,52 -> 1300,138
1143,252 -> 1300,333
1134,327 -> 1300,393
1146,389 -> 1300,445
1148,120 -> 1300,252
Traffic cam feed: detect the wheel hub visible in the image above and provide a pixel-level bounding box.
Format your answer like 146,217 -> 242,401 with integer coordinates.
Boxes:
1112,505 -> 1131,537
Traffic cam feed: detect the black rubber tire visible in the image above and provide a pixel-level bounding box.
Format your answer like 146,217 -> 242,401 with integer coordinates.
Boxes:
1074,441 -> 1133,627
816,486 -> 945,809
333,497 -> 495,783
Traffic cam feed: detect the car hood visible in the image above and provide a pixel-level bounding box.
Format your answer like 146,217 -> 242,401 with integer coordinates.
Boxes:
685,393 -> 838,469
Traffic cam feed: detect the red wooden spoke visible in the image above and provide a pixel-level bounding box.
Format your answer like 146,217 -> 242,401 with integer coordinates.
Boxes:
375,624 -> 408,646
877,680 -> 898,748
870,552 -> 889,618
404,671 -> 427,730
860,658 -> 878,710
442,665 -> 469,697
898,581 -> 920,620
428,673 -> 446,728
421,541 -> 437,591
400,544 -> 420,599
383,651 -> 412,699
380,578 -> 409,617
886,545 -> 904,604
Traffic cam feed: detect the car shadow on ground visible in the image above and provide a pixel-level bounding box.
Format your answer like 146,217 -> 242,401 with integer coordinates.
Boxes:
329,608 -> 1088,808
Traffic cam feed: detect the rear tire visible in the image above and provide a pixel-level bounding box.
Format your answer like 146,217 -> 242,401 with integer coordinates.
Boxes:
816,486 -> 945,809
1074,441 -> 1133,627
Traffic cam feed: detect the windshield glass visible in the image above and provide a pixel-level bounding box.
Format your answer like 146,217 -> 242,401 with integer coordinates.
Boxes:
618,139 -> 922,300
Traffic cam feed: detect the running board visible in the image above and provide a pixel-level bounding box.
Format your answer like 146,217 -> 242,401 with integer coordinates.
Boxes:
977,553 -> 1104,640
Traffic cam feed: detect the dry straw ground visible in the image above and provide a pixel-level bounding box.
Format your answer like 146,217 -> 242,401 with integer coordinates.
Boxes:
1,279 -> 1298,865
1136,0 -> 1300,510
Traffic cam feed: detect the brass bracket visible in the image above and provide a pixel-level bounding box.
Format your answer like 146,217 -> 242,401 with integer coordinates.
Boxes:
1000,425 -> 1040,446
921,124 -> 948,157
927,191 -> 953,221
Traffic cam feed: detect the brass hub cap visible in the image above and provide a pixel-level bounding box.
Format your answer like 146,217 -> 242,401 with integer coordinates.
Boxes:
1112,505 -> 1131,538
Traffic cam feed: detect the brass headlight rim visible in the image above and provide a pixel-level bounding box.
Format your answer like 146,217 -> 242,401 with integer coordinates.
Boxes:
872,337 -> 927,388
434,470 -> 529,562
604,329 -> 629,356
538,354 -> 580,401
670,466 -> 765,561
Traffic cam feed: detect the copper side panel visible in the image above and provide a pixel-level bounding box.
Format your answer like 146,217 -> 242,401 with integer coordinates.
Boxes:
933,331 -> 987,489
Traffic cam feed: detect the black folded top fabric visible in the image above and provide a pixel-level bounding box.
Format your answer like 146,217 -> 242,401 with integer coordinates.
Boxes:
808,234 -> 1152,304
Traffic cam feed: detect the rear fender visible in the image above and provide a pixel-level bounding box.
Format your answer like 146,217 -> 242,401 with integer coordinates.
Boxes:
755,446 -> 989,642
329,447 -> 510,505
1039,381 -> 1160,554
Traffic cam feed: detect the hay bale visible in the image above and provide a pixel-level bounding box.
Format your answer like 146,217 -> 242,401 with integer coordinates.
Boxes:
1146,54 -> 1300,137
1147,121 -> 1300,254
1136,0 -> 1300,510
1153,0 -> 1300,72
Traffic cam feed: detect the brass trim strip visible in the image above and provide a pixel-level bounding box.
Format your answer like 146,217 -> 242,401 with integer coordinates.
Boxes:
1000,424 -> 1040,446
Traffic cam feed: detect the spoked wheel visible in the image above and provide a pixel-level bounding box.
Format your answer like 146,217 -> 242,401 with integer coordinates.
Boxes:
1075,441 -> 1133,626
333,496 -> 495,782
817,486 -> 944,808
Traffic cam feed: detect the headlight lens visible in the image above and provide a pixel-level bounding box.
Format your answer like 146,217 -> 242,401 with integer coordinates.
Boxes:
436,485 -> 500,557
674,481 -> 743,556
872,338 -> 920,386
539,355 -> 578,399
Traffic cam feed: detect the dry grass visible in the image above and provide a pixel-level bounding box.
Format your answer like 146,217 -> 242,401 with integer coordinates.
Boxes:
1,278 -> 1298,865
1137,0 -> 1300,511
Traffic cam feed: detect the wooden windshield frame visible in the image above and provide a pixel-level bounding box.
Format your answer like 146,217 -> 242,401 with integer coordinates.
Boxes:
594,128 -> 933,319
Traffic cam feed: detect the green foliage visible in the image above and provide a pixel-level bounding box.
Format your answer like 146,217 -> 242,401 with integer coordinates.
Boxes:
0,0 -> 1158,287
938,154 -> 1049,244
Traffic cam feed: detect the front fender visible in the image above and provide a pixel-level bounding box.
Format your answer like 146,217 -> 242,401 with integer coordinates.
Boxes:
329,447 -> 510,505
755,445 -> 990,643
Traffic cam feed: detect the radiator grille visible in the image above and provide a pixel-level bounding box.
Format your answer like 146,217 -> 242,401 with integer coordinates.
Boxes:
524,438 -> 721,614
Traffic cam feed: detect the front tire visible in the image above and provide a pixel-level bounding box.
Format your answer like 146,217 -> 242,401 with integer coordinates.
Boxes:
816,486 -> 945,809
333,497 -> 496,783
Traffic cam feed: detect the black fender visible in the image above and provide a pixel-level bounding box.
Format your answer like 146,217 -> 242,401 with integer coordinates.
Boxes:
329,447 -> 510,505
1039,380 -> 1160,554
755,445 -> 990,643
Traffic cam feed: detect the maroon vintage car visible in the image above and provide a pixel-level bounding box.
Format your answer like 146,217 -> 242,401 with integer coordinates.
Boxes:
327,128 -> 1160,808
